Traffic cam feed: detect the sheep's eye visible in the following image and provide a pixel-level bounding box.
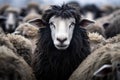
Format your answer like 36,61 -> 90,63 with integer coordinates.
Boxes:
69,22 -> 75,28
49,22 -> 55,28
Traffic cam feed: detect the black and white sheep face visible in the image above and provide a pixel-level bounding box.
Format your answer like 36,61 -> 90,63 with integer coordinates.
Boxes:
5,12 -> 16,32
49,16 -> 75,50
0,11 -> 21,33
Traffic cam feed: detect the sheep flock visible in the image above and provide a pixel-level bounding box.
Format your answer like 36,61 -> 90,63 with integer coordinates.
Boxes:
0,1 -> 120,80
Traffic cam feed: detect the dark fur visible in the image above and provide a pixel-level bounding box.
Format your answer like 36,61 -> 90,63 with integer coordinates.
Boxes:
105,16 -> 120,39
81,4 -> 103,19
32,4 -> 90,80
67,1 -> 81,14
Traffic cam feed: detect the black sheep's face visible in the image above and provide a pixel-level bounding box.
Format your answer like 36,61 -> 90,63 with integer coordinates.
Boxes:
5,12 -> 19,33
49,16 -> 76,50
0,12 -> 21,33
28,17 -> 94,50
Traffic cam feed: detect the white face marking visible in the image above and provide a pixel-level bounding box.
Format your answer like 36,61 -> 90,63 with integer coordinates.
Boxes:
30,9 -> 37,13
85,12 -> 94,20
6,13 -> 16,30
49,16 -> 75,50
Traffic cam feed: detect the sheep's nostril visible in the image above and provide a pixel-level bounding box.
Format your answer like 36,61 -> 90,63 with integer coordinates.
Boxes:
57,37 -> 67,43
117,64 -> 120,67
9,24 -> 13,28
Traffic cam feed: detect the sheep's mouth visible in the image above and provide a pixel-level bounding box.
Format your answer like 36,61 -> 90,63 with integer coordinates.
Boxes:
56,44 -> 68,50
57,44 -> 67,47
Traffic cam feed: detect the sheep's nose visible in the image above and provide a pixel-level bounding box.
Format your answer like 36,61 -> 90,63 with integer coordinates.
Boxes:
8,24 -> 14,29
57,37 -> 67,44
8,24 -> 14,28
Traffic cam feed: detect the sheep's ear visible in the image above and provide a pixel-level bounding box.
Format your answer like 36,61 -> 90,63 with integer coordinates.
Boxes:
93,64 -> 112,77
103,23 -> 110,29
28,18 -> 46,28
0,16 -> 6,22
80,19 -> 94,27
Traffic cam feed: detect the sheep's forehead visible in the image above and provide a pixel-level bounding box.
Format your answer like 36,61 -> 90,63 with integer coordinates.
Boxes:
6,13 -> 16,24
49,16 -> 75,28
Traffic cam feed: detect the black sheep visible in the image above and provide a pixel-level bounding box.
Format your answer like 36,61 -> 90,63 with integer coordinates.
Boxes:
31,4 -> 93,80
